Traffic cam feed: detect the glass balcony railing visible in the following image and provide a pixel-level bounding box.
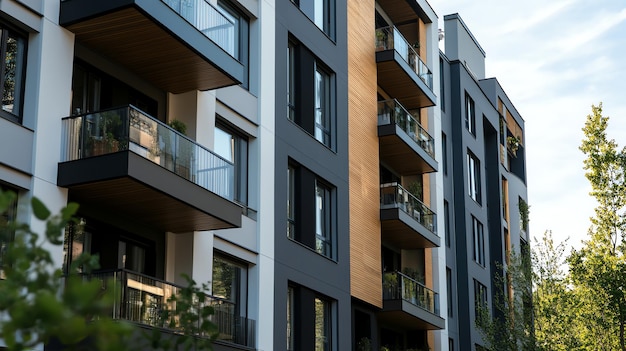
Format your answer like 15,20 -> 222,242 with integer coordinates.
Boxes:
383,271 -> 440,315
61,105 -> 234,201
380,182 -> 437,234
377,99 -> 435,158
162,0 -> 237,58
87,269 -> 256,348
375,26 -> 433,90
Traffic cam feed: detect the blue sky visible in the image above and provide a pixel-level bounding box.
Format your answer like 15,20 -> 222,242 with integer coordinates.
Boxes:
429,0 -> 626,248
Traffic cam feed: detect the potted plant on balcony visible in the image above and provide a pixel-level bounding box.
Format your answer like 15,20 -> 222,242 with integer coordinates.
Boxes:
89,111 -> 123,156
507,135 -> 521,156
375,29 -> 386,50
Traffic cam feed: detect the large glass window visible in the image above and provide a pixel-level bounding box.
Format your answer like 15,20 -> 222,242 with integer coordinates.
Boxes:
287,161 -> 335,259
474,279 -> 488,321
292,0 -> 334,38
288,284 -> 335,351
467,151 -> 481,204
0,26 -> 26,123
215,0 -> 250,88
214,122 -> 248,205
287,40 -> 335,149
472,216 -> 485,267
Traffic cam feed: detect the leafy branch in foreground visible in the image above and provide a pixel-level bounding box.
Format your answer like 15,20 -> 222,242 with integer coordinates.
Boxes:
0,190 -> 132,351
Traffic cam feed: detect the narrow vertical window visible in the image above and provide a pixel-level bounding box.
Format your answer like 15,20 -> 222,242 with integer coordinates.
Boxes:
315,181 -> 332,257
214,122 -> 248,205
444,200 -> 450,247
314,64 -> 331,147
439,57 -> 445,112
467,151 -> 481,204
472,216 -> 485,266
287,41 -> 296,121
474,279 -> 488,322
315,297 -> 331,351
446,267 -> 453,317
442,132 -> 448,176
287,165 -> 296,239
465,92 -> 475,135
287,286 -> 295,350
0,27 -> 27,123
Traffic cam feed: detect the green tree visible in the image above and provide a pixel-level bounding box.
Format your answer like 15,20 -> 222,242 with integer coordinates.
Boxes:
0,190 -> 219,350
532,231 -> 582,350
569,103 -> 626,350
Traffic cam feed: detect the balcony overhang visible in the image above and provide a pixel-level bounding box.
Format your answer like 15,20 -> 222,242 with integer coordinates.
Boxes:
380,208 -> 439,248
60,0 -> 244,93
57,151 -> 242,232
379,300 -> 445,330
376,50 -> 436,110
377,0 -> 432,25
378,124 -> 437,175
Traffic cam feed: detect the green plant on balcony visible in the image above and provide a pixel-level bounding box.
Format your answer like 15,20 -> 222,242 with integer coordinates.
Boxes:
376,29 -> 387,50
506,135 -> 521,156
519,198 -> 529,232
167,119 -> 187,136
357,337 -> 372,351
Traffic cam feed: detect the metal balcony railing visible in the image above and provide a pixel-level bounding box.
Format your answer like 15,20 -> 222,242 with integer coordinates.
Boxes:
61,105 -> 234,201
380,182 -> 437,234
375,26 -> 433,90
383,271 -> 440,315
378,99 -> 435,158
162,0 -> 237,58
86,269 -> 255,348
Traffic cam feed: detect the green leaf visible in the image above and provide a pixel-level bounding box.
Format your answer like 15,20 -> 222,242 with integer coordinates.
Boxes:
31,197 -> 50,220
61,202 -> 79,221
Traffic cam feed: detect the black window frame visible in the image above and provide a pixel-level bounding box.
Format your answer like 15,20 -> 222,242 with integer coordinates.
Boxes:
287,160 -> 336,260
465,92 -> 476,136
215,0 -> 250,89
287,38 -> 336,150
0,24 -> 27,124
472,216 -> 485,267
290,0 -> 335,39
287,283 -> 335,351
214,120 -> 249,206
473,279 -> 488,322
467,150 -> 482,204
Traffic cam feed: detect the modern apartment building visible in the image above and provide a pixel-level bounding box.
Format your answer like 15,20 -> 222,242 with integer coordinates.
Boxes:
0,1 -> 274,350
439,14 -> 530,351
348,0 -> 447,350
0,1 -> 529,351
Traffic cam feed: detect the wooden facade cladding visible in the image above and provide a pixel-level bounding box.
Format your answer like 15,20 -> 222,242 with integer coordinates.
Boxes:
348,0 -> 383,308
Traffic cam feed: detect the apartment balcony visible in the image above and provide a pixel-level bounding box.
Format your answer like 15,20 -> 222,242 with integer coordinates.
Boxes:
378,99 -> 437,174
379,271 -> 445,330
60,0 -> 244,93
57,105 -> 242,232
89,269 -> 256,348
380,183 -> 439,249
375,26 -> 436,110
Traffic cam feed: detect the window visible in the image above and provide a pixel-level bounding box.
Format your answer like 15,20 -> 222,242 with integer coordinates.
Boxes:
449,338 -> 454,351
287,40 -> 335,149
214,0 -> 250,88
0,25 -> 27,123
444,200 -> 450,247
474,279 -> 488,322
315,181 -> 332,256
292,0 -> 335,38
472,216 -> 485,267
314,65 -> 331,146
446,267 -> 453,317
442,132 -> 448,176
288,284 -> 335,351
214,122 -> 248,205
287,161 -> 336,259
0,184 -> 17,279
465,92 -> 475,135
212,253 -> 249,345
467,151 -> 481,203
439,58 -> 445,112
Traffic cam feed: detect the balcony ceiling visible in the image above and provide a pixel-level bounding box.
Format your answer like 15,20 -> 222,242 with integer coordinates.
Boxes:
378,302 -> 445,330
381,208 -> 439,249
61,1 -> 244,93
58,152 -> 242,233
376,52 -> 436,110
377,0 -> 432,24
378,129 -> 437,175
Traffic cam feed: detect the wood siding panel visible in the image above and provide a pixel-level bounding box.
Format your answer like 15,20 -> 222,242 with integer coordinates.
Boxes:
348,0 -> 382,308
